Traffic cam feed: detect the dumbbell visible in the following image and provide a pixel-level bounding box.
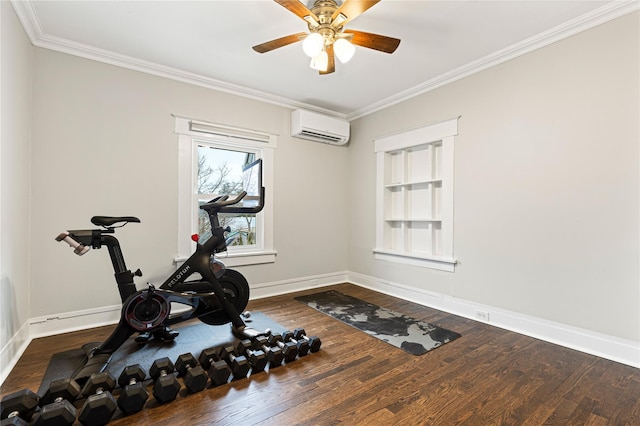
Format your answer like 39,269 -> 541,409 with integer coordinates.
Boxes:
235,340 -> 267,373
33,378 -> 80,425
218,346 -> 250,379
267,334 -> 298,362
293,328 -> 322,352
78,372 -> 117,426
149,357 -> 181,404
282,331 -> 310,356
175,353 -> 209,393
0,388 -> 40,425
252,335 -> 284,368
117,364 -> 148,415
198,348 -> 231,386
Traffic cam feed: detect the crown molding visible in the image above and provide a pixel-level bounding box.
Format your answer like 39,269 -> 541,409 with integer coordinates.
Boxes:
9,0 -> 345,119
11,0 -> 639,121
346,0 -> 640,120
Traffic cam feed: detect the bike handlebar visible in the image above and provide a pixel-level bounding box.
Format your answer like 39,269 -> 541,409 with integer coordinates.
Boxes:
201,191 -> 246,210
200,188 -> 265,214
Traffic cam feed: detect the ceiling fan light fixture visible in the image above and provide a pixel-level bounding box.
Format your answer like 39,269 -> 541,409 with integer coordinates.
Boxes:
302,32 -> 324,57
310,50 -> 329,72
334,38 -> 355,63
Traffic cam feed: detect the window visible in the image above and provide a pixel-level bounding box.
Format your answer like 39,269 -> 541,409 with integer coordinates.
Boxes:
373,117 -> 459,272
175,116 -> 276,266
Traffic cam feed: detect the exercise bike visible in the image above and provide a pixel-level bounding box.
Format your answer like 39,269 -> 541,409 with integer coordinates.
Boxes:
56,159 -> 267,384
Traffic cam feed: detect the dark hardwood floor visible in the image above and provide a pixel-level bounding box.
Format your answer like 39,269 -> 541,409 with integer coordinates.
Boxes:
2,283 -> 639,425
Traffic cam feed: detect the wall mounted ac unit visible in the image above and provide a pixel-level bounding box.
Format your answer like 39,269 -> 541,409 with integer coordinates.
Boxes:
290,109 -> 350,145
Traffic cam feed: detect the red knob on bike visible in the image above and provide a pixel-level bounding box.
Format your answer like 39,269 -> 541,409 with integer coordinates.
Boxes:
191,234 -> 199,242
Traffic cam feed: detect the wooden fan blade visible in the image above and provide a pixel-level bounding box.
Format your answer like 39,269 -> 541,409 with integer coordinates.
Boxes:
320,44 -> 335,75
332,0 -> 380,26
343,29 -> 400,53
252,32 -> 306,53
274,0 -> 318,22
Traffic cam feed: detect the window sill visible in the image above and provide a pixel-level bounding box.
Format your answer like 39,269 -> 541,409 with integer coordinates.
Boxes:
174,250 -> 277,267
373,249 -> 456,272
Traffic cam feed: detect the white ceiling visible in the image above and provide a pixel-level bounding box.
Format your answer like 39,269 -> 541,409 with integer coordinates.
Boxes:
11,0 -> 637,119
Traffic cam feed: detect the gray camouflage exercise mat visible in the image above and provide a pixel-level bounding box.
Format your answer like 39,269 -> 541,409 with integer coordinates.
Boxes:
295,290 -> 461,355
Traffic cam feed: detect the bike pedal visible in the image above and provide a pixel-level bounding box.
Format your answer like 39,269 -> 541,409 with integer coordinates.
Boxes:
135,332 -> 152,345
154,328 -> 179,342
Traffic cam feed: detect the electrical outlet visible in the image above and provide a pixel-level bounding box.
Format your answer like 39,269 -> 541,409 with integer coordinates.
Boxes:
475,310 -> 490,322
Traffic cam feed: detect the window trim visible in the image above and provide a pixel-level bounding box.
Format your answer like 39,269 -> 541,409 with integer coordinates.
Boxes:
175,116 -> 276,267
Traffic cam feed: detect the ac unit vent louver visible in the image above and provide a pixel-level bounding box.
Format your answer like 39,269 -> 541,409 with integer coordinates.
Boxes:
290,110 -> 350,145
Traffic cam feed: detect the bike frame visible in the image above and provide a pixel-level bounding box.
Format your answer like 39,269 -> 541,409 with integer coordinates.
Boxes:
56,161 -> 265,382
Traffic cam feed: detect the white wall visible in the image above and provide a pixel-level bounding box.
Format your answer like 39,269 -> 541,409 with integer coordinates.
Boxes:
2,5 -> 638,384
29,48 -> 349,318
348,12 -> 639,343
0,0 -> 33,375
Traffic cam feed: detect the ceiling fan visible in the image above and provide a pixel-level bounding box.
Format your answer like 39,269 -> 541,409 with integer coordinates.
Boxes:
252,0 -> 400,75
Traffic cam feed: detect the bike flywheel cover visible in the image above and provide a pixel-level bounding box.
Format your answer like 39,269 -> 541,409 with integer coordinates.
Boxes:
124,292 -> 170,331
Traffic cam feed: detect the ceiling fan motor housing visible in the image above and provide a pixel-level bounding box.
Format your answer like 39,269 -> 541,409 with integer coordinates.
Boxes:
307,0 -> 345,44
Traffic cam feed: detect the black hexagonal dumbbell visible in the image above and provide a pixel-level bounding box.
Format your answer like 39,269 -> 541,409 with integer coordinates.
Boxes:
175,353 -> 208,393
33,378 -> 80,425
117,364 -> 149,415
267,334 -> 298,362
235,340 -> 267,373
1,388 -> 40,426
282,330 -> 310,357
252,335 -> 284,368
149,357 -> 181,404
218,346 -> 250,380
293,328 -> 322,352
78,372 -> 117,426
198,348 -> 231,387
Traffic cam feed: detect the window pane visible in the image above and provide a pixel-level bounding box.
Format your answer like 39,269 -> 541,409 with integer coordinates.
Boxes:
197,145 -> 257,248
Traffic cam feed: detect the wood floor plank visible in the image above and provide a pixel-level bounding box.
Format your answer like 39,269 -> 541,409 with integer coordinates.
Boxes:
2,283 -> 639,425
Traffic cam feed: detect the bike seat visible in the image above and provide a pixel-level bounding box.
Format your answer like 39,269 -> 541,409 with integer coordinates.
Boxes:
91,216 -> 140,227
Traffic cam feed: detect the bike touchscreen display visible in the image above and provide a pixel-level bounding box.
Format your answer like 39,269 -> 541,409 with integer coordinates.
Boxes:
241,158 -> 262,208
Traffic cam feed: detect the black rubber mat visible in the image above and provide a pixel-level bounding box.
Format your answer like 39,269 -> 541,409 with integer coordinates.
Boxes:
296,290 -> 461,355
37,312 -> 284,395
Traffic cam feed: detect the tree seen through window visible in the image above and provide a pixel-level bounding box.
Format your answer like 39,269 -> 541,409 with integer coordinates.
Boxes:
197,145 -> 256,247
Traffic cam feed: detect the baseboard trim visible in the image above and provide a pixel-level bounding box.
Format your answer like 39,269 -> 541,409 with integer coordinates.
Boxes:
0,272 -> 347,385
1,305 -> 122,386
0,321 -> 30,386
3,270 -> 637,386
28,304 -> 122,339
348,271 -> 640,368
249,271 -> 349,300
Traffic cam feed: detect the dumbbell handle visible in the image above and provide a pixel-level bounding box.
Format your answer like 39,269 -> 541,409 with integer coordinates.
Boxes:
285,335 -> 310,354
270,339 -> 285,349
203,354 -> 220,364
225,352 -> 242,363
270,337 -> 295,352
202,353 -> 227,371
269,336 -> 298,360
156,369 -> 171,378
293,330 -> 322,351
239,346 -> 259,358
256,342 -> 278,356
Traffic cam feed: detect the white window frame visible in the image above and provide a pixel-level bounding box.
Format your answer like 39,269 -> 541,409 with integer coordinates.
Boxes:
175,116 -> 276,267
373,117 -> 459,272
